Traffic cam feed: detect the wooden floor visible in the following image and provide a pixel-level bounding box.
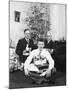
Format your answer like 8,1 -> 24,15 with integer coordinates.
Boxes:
9,70 -> 66,89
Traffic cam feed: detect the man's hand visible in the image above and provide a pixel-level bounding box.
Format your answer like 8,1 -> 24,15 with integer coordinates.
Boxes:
24,69 -> 29,75
40,71 -> 47,76
46,69 -> 51,78
24,64 -> 29,75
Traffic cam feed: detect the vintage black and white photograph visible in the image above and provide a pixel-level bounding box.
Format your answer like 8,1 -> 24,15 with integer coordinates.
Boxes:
14,11 -> 20,22
9,1 -> 66,89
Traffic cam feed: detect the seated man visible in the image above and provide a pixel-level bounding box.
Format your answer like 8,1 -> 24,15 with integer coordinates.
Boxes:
44,35 -> 54,54
15,29 -> 34,70
24,38 -> 56,84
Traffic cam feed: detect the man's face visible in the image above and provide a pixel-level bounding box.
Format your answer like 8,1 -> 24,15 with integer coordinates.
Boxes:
47,36 -> 51,41
37,41 -> 45,50
24,30 -> 30,39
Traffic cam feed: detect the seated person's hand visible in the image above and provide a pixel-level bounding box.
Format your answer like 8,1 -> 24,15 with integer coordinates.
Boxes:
46,69 -> 51,78
24,69 -> 29,75
40,71 -> 47,76
40,69 -> 51,77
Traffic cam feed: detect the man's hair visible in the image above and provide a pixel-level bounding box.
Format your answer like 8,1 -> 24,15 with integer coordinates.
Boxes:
24,28 -> 29,33
37,38 -> 45,43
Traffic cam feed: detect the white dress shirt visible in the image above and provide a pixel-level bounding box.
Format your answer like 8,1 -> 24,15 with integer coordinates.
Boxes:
24,48 -> 54,73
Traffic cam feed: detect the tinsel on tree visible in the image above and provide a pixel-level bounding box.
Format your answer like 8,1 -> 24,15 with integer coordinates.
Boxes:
24,3 -> 50,42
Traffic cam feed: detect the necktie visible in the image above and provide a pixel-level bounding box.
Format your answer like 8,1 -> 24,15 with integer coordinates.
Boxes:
38,49 -> 42,59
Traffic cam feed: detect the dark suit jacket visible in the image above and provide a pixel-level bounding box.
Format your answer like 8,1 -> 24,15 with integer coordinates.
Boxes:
16,38 -> 34,63
44,40 -> 55,49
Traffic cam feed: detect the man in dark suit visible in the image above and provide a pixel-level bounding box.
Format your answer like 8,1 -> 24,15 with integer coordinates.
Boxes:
15,29 -> 34,67
44,36 -> 55,54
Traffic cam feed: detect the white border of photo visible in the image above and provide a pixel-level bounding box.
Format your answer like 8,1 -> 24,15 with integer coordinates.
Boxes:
0,0 -> 67,90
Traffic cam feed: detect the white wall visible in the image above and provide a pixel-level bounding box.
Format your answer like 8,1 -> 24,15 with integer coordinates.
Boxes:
10,2 -> 30,47
49,4 -> 66,41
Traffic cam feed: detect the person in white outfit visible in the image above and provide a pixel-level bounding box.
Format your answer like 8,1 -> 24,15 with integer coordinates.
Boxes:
24,38 -> 56,84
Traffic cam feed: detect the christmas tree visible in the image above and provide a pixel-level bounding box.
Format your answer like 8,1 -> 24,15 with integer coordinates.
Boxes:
24,3 -> 50,43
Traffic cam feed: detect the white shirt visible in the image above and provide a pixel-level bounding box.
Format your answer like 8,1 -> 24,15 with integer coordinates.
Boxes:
24,48 -> 54,71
